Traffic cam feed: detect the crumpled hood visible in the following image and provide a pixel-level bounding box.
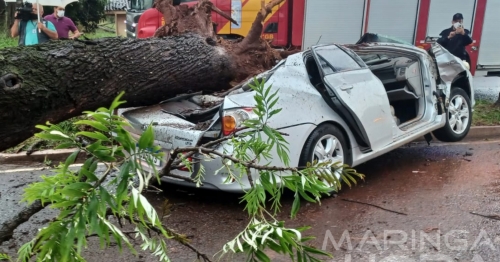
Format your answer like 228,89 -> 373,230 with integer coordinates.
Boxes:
431,43 -> 469,84
117,105 -> 205,150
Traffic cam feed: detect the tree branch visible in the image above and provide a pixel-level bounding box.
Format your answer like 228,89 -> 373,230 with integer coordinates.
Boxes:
0,200 -> 45,245
128,217 -> 213,262
172,146 -> 298,172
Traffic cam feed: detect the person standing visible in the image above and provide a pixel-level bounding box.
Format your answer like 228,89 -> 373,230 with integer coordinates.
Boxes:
437,13 -> 473,64
10,3 -> 58,46
44,6 -> 81,39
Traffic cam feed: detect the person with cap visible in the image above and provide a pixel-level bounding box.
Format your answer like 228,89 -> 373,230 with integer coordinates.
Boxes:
437,13 -> 473,65
44,6 -> 81,39
10,3 -> 58,46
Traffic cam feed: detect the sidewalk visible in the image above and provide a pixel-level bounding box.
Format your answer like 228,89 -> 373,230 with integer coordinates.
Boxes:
474,75 -> 500,101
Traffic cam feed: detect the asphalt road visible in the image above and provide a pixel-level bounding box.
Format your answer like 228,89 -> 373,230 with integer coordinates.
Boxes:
1,139 -> 500,262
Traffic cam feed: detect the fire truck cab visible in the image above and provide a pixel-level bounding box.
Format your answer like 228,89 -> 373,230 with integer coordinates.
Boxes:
127,0 -> 500,76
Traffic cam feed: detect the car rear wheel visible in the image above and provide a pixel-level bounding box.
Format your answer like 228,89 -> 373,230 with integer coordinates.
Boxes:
433,88 -> 472,142
299,124 -> 352,191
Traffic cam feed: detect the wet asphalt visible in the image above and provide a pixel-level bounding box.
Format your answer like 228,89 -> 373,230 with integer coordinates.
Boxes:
1,139 -> 500,262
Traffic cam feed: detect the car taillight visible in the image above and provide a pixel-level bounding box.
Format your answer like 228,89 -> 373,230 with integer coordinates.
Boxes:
221,108 -> 257,136
222,115 -> 236,136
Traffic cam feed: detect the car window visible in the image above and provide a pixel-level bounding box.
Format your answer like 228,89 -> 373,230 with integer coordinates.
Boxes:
314,45 -> 362,74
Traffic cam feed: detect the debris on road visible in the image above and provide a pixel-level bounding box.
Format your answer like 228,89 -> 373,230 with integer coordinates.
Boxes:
341,198 -> 408,216
469,211 -> 500,221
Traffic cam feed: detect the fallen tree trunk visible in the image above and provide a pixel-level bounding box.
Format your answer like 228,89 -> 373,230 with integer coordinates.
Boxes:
0,0 -> 289,152
0,34 -> 235,151
0,200 -> 44,244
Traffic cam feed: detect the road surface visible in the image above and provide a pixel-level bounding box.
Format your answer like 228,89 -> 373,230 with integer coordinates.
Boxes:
1,139 -> 500,262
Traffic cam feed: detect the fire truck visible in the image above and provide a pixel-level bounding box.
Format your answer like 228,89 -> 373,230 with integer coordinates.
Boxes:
126,0 -> 500,76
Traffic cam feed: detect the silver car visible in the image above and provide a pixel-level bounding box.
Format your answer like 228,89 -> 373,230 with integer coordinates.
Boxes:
118,34 -> 474,193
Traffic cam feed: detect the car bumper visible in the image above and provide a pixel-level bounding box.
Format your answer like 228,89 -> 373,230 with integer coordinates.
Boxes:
162,141 -> 265,193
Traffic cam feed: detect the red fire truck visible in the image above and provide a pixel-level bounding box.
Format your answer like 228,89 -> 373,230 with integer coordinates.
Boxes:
130,0 -> 500,76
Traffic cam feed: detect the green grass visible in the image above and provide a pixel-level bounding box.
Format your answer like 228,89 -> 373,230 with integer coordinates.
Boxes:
0,34 -> 18,49
81,29 -> 116,39
0,28 -> 116,49
472,100 -> 500,126
2,116 -> 87,153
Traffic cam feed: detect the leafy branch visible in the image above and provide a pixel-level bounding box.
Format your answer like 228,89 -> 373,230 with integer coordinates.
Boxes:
6,78 -> 364,262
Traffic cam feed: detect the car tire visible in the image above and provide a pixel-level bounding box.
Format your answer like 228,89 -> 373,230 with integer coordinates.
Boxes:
433,88 -> 472,142
298,124 -> 352,192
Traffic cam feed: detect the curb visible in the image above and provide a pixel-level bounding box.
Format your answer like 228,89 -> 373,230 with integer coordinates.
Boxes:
1,126 -> 499,165
414,125 -> 500,142
0,149 -> 87,166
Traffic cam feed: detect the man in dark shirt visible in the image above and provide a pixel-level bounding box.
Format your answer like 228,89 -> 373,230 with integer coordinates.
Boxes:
44,6 -> 81,39
437,13 -> 472,64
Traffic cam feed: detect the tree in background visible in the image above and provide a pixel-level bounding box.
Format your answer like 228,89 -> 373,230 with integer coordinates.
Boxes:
43,0 -> 107,33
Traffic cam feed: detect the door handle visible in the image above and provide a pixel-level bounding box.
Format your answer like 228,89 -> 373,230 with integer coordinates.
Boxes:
340,85 -> 353,91
471,46 -> 478,51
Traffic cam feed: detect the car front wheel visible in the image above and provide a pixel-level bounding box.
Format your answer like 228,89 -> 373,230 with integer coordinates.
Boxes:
433,88 -> 472,142
299,124 -> 352,191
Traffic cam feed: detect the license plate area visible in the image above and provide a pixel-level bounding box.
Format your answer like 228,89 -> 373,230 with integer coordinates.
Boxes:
138,153 -> 162,167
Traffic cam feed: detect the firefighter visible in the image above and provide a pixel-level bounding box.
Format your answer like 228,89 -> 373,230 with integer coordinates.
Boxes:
437,13 -> 472,66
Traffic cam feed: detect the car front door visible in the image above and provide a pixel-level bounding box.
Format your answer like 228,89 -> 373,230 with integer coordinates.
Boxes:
311,44 -> 394,152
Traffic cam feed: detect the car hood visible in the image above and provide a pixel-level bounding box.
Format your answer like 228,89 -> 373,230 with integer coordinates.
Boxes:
430,43 -> 471,96
116,94 -> 222,149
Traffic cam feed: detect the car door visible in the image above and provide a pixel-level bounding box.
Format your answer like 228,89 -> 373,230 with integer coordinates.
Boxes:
311,44 -> 394,152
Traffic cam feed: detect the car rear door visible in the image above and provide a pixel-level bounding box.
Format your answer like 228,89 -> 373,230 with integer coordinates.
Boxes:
311,45 -> 394,152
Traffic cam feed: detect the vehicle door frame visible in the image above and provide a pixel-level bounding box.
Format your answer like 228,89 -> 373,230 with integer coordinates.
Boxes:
310,44 -> 394,152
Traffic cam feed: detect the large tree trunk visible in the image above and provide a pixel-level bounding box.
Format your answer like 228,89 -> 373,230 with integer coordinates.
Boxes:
0,34 -> 235,151
0,0 -> 290,152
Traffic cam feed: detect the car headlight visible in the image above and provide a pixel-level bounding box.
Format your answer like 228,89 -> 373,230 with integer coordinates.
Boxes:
222,108 -> 258,136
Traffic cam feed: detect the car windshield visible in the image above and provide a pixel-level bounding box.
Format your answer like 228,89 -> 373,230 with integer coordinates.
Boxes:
129,0 -> 153,10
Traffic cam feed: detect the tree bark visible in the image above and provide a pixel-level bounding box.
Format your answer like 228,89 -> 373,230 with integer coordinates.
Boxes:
0,34 -> 235,151
0,200 -> 44,244
494,92 -> 500,107
0,0 -> 290,152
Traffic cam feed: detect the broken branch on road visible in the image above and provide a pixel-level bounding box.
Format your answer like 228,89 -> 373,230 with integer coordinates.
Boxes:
469,211 -> 500,221
341,198 -> 408,216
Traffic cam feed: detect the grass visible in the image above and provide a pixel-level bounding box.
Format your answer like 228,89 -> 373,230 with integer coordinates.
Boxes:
0,28 -> 116,49
2,116 -> 87,154
0,24 -> 116,153
472,99 -> 500,126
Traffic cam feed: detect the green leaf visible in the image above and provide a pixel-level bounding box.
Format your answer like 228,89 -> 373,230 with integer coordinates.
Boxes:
109,91 -> 126,111
138,125 -> 154,149
51,200 -> 79,209
75,120 -> 110,132
291,193 -> 301,218
99,186 -> 116,210
89,113 -> 109,125
303,246 -> 332,257
60,188 -> 86,198
63,149 -> 80,174
254,250 -> 271,262
93,150 -> 116,162
55,142 -> 74,149
35,124 -> 50,131
65,182 -> 93,191
80,168 -> 99,182
76,131 -> 110,142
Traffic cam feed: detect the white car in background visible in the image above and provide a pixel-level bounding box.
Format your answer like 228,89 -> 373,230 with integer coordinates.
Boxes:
117,33 -> 474,193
